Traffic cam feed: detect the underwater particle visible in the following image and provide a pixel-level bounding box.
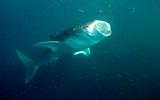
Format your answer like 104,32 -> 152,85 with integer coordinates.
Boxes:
95,72 -> 100,77
91,66 -> 96,70
52,0 -> 63,7
127,78 -> 135,83
128,7 -> 136,15
97,9 -> 104,14
119,92 -> 125,96
116,74 -> 123,78
79,87 -> 85,93
78,9 -> 85,13
141,74 -> 149,79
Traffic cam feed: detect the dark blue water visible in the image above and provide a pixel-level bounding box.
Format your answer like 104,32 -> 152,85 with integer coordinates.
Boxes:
1,0 -> 160,100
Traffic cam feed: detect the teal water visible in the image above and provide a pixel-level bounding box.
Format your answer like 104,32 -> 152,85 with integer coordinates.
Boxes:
0,0 -> 160,100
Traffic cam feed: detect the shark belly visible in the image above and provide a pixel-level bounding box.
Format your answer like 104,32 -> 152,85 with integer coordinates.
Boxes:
63,31 -> 94,51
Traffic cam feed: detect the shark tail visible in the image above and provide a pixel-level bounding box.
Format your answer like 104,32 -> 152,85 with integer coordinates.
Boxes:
16,49 -> 39,84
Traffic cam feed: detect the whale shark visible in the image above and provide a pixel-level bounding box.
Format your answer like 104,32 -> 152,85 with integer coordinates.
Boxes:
16,20 -> 112,84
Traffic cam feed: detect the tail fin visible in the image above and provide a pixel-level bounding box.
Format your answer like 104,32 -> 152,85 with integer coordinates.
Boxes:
16,49 -> 39,84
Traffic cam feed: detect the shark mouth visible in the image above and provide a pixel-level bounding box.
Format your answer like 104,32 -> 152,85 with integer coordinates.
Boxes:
87,20 -> 112,37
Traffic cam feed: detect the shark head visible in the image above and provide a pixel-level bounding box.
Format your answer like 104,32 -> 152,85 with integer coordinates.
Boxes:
87,20 -> 112,38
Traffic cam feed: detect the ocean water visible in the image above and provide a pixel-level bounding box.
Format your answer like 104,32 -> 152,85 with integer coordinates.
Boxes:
0,0 -> 160,100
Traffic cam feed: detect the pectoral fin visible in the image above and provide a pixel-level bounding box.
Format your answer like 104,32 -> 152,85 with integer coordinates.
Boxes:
33,41 -> 60,52
73,48 -> 90,56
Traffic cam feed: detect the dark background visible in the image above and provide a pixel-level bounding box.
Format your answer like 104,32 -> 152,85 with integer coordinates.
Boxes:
0,0 -> 160,100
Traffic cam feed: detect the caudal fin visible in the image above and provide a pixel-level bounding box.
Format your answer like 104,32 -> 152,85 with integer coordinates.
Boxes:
16,49 -> 39,84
